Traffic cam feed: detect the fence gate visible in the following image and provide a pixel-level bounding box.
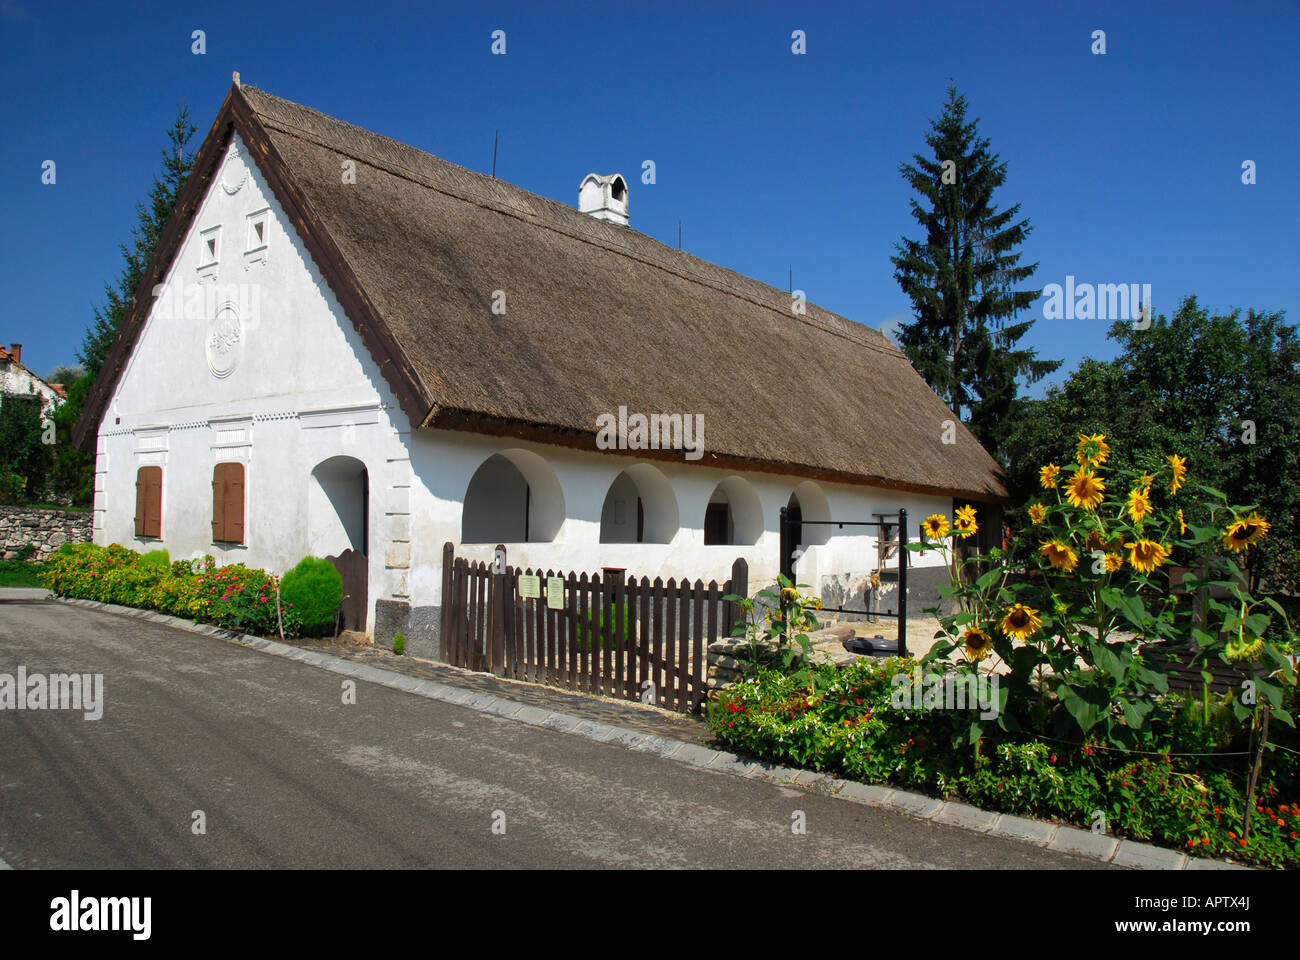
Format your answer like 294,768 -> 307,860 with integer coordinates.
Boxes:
439,543 -> 747,714
778,506 -> 910,657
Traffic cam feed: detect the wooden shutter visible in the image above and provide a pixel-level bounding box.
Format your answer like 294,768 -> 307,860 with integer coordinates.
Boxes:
135,466 -> 162,538
225,463 -> 245,543
212,463 -> 245,544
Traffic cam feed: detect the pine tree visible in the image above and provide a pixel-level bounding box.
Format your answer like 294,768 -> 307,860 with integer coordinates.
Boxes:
79,105 -> 197,377
891,84 -> 1059,460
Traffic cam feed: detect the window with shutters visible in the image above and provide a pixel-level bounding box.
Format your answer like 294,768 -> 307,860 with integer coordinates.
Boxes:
211,462 -> 246,544
134,466 -> 163,539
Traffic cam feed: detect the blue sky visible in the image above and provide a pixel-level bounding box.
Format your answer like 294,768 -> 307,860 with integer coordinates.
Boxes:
2,0 -> 1297,393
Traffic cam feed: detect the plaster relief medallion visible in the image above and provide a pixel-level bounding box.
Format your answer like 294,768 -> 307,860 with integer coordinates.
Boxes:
220,147 -> 249,195
205,303 -> 243,378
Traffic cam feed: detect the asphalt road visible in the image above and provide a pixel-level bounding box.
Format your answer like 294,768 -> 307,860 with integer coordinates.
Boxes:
0,597 -> 1106,869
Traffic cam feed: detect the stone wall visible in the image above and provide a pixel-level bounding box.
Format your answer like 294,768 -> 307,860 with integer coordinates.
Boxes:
0,505 -> 93,561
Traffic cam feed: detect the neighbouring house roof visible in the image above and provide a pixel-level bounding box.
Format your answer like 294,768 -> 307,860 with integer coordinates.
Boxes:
1,346 -> 65,405
76,82 -> 1009,502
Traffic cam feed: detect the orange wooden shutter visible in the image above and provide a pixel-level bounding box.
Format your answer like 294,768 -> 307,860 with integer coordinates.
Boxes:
225,463 -> 245,544
212,464 -> 225,541
143,467 -> 162,538
134,468 -> 147,537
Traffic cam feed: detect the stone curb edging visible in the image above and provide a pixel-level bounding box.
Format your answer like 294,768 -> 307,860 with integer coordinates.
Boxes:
56,596 -> 1254,871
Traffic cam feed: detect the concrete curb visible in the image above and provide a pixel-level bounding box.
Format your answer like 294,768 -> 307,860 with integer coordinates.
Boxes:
58,596 -> 1256,871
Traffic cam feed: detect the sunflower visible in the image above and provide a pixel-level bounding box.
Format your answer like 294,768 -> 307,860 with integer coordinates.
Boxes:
1168,454 -> 1188,495
1039,464 -> 1061,489
1138,472 -> 1155,494
1128,539 -> 1170,574
780,586 -> 800,604
953,504 -> 978,538
1076,433 -> 1110,469
921,514 -> 950,540
1222,513 -> 1270,553
1176,508 -> 1187,536
1103,553 -> 1124,573
1028,503 -> 1047,524
963,627 -> 993,662
1083,529 -> 1105,553
1039,539 -> 1079,573
1127,487 -> 1153,524
998,604 -> 1043,641
1064,468 -> 1106,511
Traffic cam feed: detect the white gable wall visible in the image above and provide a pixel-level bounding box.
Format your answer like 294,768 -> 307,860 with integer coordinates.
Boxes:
95,134 -> 413,632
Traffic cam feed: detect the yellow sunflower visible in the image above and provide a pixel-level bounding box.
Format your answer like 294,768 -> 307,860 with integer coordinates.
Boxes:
1028,503 -> 1047,524
1127,487 -> 1153,524
963,627 -> 993,662
922,514 -> 950,540
1222,513 -> 1270,554
1168,454 -> 1188,495
1039,539 -> 1079,573
1076,433 -> 1110,469
1128,539 -> 1171,574
1103,553 -> 1124,572
998,604 -> 1043,641
1064,468 -> 1106,511
1039,464 -> 1061,489
953,504 -> 978,538
1176,508 -> 1186,536
1138,472 -> 1155,494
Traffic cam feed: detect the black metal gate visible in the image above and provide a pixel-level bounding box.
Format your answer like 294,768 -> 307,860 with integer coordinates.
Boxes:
778,507 -> 910,657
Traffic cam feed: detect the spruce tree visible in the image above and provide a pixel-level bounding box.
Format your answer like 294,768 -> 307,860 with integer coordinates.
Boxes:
891,84 -> 1059,460
79,105 -> 197,377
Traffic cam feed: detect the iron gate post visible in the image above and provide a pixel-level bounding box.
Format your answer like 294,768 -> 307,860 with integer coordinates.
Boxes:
779,505 -> 790,581
897,508 -> 908,658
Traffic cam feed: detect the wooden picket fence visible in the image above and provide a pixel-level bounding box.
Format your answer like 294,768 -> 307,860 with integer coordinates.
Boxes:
439,543 -> 748,714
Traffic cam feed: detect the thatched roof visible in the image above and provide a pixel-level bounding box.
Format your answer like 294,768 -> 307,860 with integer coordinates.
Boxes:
78,83 -> 1008,501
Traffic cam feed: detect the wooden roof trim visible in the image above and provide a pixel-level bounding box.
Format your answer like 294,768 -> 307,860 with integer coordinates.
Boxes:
228,91 -> 432,429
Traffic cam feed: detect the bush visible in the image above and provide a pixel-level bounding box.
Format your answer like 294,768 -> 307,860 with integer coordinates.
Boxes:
393,632 -> 405,656
40,542 -> 301,638
280,557 -> 342,637
708,659 -> 1300,868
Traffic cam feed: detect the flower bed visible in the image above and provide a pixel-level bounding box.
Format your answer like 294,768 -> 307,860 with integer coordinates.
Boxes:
708,658 -> 1300,868
711,435 -> 1300,868
41,542 -> 305,638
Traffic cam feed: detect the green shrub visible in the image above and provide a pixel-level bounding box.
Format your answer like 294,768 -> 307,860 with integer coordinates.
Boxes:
393,632 -> 405,656
280,557 -> 343,637
140,549 -> 170,570
40,542 -> 300,638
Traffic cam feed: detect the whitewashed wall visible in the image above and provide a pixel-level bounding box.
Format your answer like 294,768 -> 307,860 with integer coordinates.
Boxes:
94,133 -> 412,632
405,429 -> 955,609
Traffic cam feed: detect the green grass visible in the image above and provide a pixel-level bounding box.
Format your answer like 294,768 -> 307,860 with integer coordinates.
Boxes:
0,559 -> 46,587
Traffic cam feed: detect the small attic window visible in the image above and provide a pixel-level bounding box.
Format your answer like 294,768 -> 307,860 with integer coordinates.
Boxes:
247,209 -> 269,251
198,225 -> 221,269
244,209 -> 270,268
611,177 -> 626,202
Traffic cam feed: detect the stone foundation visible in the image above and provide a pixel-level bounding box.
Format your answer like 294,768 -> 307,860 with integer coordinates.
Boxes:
373,599 -> 442,660
0,505 -> 92,561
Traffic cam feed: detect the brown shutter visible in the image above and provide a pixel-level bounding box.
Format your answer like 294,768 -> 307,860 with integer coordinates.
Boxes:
143,467 -> 162,538
135,467 -> 162,538
212,464 -> 225,541
135,469 -> 147,537
225,463 -> 245,544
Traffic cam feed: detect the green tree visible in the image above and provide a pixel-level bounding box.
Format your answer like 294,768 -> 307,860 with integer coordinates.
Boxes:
79,105 -> 197,377
0,394 -> 50,503
891,84 -> 1059,460
48,373 -> 95,505
1002,296 -> 1300,593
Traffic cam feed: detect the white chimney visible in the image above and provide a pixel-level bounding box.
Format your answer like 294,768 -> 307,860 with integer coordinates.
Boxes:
578,173 -> 628,226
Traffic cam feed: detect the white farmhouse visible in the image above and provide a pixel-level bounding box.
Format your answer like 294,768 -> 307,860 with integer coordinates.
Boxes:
1,343 -> 68,423
76,80 -> 1008,657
